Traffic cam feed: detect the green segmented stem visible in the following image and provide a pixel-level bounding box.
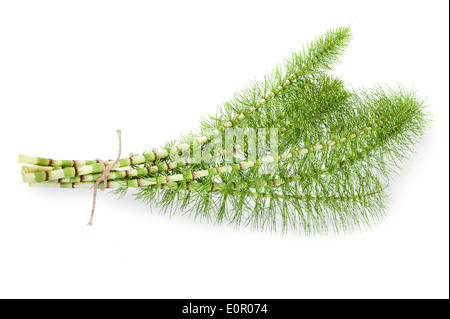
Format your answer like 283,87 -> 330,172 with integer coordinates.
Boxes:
140,109 -> 404,185
55,164 -> 163,183
70,147 -> 358,187
20,29 -> 349,171
46,158 -> 195,183
147,143 -> 373,191
24,104 -> 329,183
18,83 -> 327,172
18,154 -> 100,167
52,107 -> 329,183
22,107 -> 401,184
29,138 -> 376,194
150,106 -> 402,185
21,165 -> 123,181
29,178 -> 156,189
21,148 -> 172,182
18,148 -> 181,168
29,159 -> 321,188
21,165 -> 63,173
18,147 -> 173,168
19,29 -> 350,184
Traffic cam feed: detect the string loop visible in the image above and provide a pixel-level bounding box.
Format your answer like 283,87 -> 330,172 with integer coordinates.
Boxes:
87,130 -> 122,226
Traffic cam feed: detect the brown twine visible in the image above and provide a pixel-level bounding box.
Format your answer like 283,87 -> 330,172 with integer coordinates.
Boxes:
87,129 -> 122,226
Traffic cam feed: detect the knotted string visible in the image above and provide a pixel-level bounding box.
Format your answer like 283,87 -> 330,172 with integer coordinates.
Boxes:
87,129 -> 122,226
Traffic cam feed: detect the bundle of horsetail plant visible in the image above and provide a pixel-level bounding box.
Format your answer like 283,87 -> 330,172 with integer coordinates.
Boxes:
19,27 -> 429,234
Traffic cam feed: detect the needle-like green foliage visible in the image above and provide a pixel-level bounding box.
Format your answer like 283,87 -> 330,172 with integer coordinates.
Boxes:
132,84 -> 427,234
196,26 -> 352,146
19,26 -> 429,234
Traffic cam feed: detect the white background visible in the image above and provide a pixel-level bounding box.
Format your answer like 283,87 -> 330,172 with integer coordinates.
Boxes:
0,0 -> 448,299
